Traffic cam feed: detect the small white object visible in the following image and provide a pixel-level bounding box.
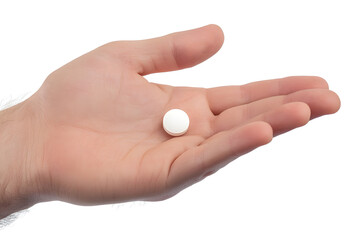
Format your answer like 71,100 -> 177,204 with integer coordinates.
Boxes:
163,109 -> 190,136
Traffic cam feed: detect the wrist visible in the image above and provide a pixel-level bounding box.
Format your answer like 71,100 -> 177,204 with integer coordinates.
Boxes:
0,98 -> 45,219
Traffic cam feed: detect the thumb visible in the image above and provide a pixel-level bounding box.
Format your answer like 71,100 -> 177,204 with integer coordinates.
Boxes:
112,24 -> 224,75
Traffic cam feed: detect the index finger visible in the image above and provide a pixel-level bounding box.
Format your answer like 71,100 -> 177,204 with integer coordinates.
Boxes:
206,76 -> 328,115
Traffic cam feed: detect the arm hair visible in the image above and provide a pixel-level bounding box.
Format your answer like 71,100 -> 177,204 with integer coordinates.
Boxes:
0,93 -> 31,228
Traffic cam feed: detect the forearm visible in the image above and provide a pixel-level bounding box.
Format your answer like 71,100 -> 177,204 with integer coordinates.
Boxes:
0,101 -> 44,219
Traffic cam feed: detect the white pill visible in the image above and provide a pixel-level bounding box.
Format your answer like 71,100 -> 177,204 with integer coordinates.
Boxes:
163,109 -> 190,136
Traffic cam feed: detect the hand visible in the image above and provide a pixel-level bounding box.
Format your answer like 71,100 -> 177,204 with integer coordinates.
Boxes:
0,25 -> 340,215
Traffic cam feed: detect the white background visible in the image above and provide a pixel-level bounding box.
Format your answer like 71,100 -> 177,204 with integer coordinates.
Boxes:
0,0 -> 359,239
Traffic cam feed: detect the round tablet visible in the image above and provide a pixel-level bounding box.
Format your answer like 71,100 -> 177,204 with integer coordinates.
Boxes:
163,109 -> 190,136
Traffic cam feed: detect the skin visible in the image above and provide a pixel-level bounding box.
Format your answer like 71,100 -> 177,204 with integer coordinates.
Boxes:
0,25 -> 340,218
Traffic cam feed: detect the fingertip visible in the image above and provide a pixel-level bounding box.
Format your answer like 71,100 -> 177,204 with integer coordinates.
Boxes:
237,121 -> 273,146
328,90 -> 341,114
206,23 -> 223,31
167,24 -> 225,70
289,102 -> 312,127
310,90 -> 341,118
253,121 -> 274,145
283,76 -> 329,90
205,24 -> 225,46
194,24 -> 224,55
310,76 -> 330,89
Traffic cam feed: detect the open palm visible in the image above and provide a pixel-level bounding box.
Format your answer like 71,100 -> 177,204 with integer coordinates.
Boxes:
32,25 -> 340,205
